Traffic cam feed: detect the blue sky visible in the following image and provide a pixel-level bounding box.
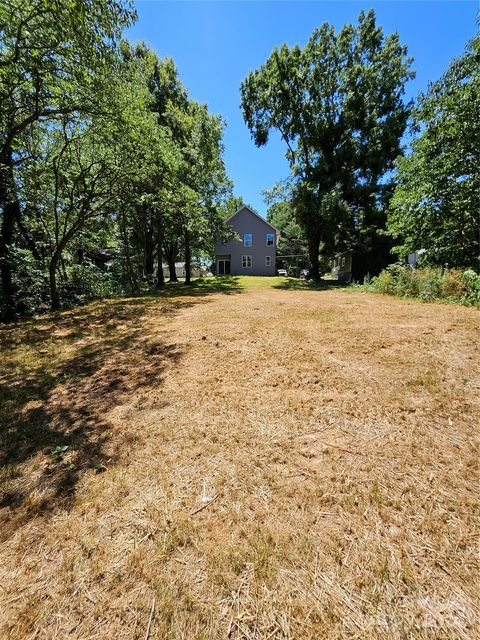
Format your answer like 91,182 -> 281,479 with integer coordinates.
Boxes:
126,1 -> 477,217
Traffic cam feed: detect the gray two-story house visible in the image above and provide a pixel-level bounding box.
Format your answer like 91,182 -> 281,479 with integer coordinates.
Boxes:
215,205 -> 280,276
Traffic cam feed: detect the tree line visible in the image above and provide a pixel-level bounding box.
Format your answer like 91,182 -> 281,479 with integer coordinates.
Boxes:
0,0 -> 232,321
1,4 -> 478,321
241,10 -> 479,281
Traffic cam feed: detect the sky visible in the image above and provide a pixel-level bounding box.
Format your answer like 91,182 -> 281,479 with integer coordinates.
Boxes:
126,1 -> 478,217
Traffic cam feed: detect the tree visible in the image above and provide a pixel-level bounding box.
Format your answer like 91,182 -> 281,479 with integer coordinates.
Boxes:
240,10 -> 413,279
180,102 -> 231,283
0,7 -> 233,319
220,196 -> 245,220
388,32 -> 480,271
120,43 -> 189,285
0,0 -> 135,319
266,200 -> 307,275
117,44 -> 231,287
46,125 -> 122,310
16,37 -> 167,309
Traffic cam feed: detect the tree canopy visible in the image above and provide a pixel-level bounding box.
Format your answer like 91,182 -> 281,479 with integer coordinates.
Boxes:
0,4 -> 477,320
241,10 -> 414,279
0,1 -> 232,319
388,31 -> 480,270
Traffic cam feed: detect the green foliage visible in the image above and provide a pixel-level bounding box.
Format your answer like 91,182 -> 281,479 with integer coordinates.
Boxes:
388,32 -> 480,271
2,247 -> 49,317
51,445 -> 69,458
266,200 -> 307,275
0,4 -> 232,319
115,42 -> 231,287
241,9 -> 413,279
60,263 -> 122,306
218,195 -> 245,220
0,0 -> 136,318
365,265 -> 480,306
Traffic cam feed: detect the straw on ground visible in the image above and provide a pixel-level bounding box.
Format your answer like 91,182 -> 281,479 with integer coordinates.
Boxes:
0,277 -> 478,639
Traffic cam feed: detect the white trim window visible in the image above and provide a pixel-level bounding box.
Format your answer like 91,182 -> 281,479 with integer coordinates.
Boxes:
341,256 -> 345,267
265,256 -> 271,267
244,233 -> 252,247
266,233 -> 274,246
242,255 -> 252,268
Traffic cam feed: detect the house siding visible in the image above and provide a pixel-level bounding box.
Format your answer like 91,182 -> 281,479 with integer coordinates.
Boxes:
215,207 -> 278,276
162,263 -> 202,278
332,252 -> 352,282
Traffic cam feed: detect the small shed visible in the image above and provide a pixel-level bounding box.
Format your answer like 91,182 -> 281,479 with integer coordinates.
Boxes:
332,252 -> 352,283
407,249 -> 427,268
162,262 -> 202,279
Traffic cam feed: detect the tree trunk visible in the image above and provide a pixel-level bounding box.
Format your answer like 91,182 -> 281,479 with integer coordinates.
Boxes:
119,212 -> 138,294
0,146 -> 20,321
49,253 -> 60,311
49,235 -> 73,311
184,231 -> 191,285
167,254 -> 178,282
48,216 -> 90,311
144,229 -> 154,276
308,234 -> 321,281
155,211 -> 164,288
163,241 -> 178,282
141,211 -> 155,277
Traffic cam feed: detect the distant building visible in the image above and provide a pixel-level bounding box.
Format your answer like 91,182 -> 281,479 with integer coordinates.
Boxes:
332,252 -> 352,283
215,205 -> 280,276
407,249 -> 427,267
162,262 -> 203,279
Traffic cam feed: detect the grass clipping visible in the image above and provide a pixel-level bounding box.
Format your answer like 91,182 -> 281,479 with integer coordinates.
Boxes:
0,279 -> 479,639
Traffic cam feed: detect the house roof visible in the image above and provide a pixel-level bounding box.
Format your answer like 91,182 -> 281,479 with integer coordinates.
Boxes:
225,205 -> 280,234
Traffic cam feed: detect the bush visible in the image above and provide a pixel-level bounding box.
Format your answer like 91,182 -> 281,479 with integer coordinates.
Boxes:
458,269 -> 480,306
59,262 -> 122,306
365,265 -> 480,306
0,248 -> 50,319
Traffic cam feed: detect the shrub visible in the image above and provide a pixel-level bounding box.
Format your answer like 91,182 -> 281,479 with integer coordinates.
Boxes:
59,262 -> 122,306
366,265 -> 480,306
458,269 -> 480,306
0,248 -> 50,319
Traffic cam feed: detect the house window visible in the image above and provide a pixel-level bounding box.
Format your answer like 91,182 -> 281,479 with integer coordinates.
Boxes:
244,233 -> 252,247
265,256 -> 271,267
341,256 -> 345,267
242,255 -> 252,268
266,233 -> 274,246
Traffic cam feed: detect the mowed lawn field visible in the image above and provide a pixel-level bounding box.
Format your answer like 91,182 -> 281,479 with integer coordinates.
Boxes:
0,277 -> 478,640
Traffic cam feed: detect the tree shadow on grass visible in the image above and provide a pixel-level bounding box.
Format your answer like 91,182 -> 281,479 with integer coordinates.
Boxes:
272,277 -> 349,291
0,281 -> 240,541
157,275 -> 243,297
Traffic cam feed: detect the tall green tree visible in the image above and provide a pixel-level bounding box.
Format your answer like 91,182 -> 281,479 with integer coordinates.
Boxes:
388,31 -> 480,270
0,0 -> 135,319
116,43 -> 231,287
181,101 -> 231,283
240,10 -> 414,279
119,43 -> 189,285
266,200 -> 307,275
18,59 -> 162,309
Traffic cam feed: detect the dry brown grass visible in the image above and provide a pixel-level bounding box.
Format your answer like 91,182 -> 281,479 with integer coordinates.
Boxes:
1,278 -> 479,639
